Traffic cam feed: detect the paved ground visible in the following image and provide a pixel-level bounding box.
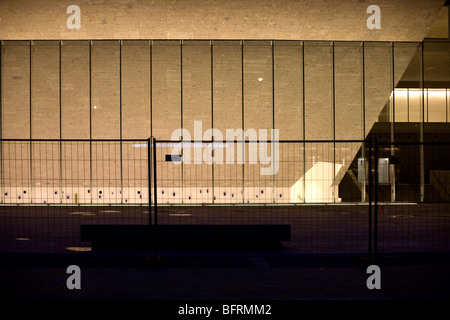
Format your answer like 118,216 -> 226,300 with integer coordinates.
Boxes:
1,204 -> 449,317
1,251 -> 450,305
2,250 -> 450,300
1,203 -> 449,254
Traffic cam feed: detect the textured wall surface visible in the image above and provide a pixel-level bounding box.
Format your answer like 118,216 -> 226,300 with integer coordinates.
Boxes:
0,0 -> 445,203
0,40 -> 421,203
0,0 -> 445,41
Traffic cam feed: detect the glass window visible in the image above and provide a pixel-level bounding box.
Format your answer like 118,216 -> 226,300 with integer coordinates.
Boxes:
182,40 -> 212,203
394,89 -> 408,122
212,40 -> 243,203
61,41 -> 90,139
304,41 -> 333,140
31,41 -> 60,139
424,41 -> 450,132
121,40 -> 150,139
91,41 -> 121,202
394,42 -> 421,126
364,42 -> 392,139
30,41 -> 61,203
427,89 -> 447,122
274,41 -> 303,203
425,6 -> 449,39
408,89 -> 422,122
91,40 -> 120,139
334,42 -> 363,140
2,41 -> 30,139
243,40 -> 273,203
274,41 -> 303,140
151,40 -> 181,140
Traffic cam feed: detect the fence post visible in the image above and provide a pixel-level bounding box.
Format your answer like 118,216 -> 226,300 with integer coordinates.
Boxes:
374,137 -> 379,260
153,137 -> 158,227
368,139 -> 373,259
146,137 -> 161,267
148,137 -> 152,225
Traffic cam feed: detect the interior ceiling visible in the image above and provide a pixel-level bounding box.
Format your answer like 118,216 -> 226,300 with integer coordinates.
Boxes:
0,0 -> 446,41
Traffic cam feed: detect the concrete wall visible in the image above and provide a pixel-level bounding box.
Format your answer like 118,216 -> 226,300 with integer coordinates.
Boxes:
0,0 -> 445,41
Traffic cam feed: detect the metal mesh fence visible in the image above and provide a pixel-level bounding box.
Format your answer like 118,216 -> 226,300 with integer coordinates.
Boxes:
1,138 -> 449,256
153,139 -> 370,255
375,141 -> 450,254
0,139 -> 149,253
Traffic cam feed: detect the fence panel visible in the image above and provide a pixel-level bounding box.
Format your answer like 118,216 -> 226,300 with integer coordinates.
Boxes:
153,139 -> 370,255
0,139 -> 149,254
375,141 -> 450,254
3,138 -> 447,256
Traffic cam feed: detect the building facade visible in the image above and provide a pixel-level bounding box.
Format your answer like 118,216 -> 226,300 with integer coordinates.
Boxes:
0,0 -> 449,204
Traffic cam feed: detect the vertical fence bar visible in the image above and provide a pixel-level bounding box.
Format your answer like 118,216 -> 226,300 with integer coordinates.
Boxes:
147,136 -> 160,265
153,137 -> 158,226
150,40 -> 153,145
241,40 -> 245,203
331,41 -> 336,203
420,42 -> 425,202
390,42 -> 396,203
211,40 -> 215,204
119,40 -> 123,204
302,41 -> 306,202
180,40 -> 184,205
361,41 -> 366,202
89,40 -> 93,204
152,137 -> 159,260
374,137 -> 379,259
0,40 -> 3,204
59,41 -> 63,204
272,40 -> 275,203
148,137 -> 152,226
29,41 -> 33,203
368,138 -> 373,259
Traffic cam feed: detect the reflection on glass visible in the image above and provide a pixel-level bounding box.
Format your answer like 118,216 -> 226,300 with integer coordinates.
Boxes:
427,89 -> 447,122
408,89 -> 422,122
394,89 -> 408,122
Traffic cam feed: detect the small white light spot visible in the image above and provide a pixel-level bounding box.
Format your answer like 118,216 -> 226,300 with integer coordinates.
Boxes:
66,246 -> 92,252
169,213 -> 192,217
68,211 -> 95,216
93,105 -> 97,109
258,77 -> 263,82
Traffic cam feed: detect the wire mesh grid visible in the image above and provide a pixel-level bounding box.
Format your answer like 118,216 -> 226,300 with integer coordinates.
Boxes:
153,139 -> 370,255
375,141 -> 450,254
1,139 -> 449,256
0,139 -> 149,254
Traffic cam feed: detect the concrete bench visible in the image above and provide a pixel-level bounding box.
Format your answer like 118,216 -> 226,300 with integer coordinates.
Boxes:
80,224 -> 291,250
